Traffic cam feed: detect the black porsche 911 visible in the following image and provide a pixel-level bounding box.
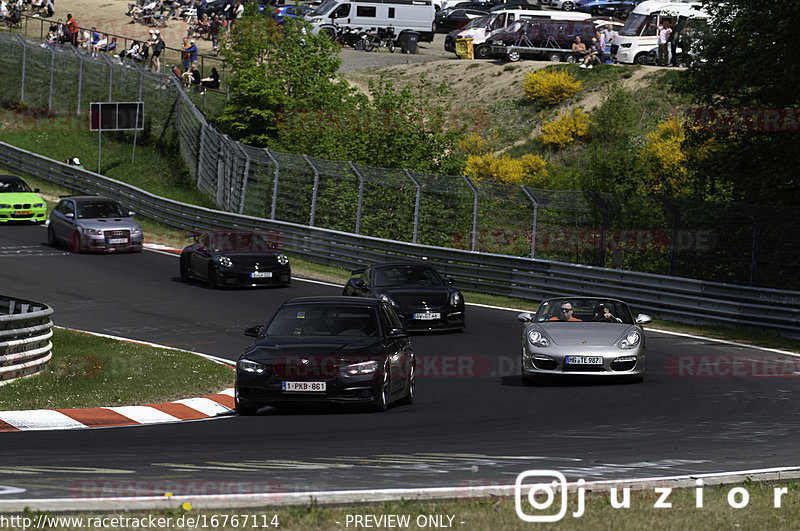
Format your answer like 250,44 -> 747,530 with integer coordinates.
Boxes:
234,296 -> 416,414
179,230 -> 291,289
342,262 -> 465,332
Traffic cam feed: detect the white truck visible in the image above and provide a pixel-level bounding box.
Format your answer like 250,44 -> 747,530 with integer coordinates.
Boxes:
610,0 -> 708,65
307,0 -> 436,45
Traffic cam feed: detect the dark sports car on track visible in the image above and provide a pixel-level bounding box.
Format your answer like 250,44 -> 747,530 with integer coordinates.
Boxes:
179,230 -> 291,289
235,296 -> 416,414
517,297 -> 652,384
342,262 -> 465,332
48,196 -> 143,253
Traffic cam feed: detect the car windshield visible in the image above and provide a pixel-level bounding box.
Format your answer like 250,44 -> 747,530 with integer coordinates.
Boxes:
460,14 -> 488,29
207,232 -> 273,252
266,305 -> 379,337
535,299 -> 634,324
310,0 -> 336,16
76,201 -> 127,219
620,13 -> 657,37
372,265 -> 445,288
0,178 -> 32,193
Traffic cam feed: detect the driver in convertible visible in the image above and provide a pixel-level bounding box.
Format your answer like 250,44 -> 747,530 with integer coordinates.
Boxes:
549,302 -> 582,321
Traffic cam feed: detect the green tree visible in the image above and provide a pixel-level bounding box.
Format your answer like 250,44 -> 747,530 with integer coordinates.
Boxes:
676,0 -> 800,205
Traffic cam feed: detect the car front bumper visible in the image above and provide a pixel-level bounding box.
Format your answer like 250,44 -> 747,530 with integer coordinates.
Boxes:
236,371 -> 383,407
0,206 -> 47,223
214,266 -> 291,287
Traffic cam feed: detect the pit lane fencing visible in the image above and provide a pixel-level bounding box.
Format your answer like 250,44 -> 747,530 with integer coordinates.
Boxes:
0,141 -> 798,339
0,295 -> 54,384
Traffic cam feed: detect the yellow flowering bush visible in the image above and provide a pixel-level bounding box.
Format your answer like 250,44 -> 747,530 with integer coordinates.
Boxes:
458,131 -> 499,156
637,118 -> 690,196
464,153 -> 548,186
523,68 -> 583,105
538,109 -> 591,148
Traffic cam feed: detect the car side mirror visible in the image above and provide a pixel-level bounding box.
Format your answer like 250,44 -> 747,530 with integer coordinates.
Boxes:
128,211 -> 136,217
635,314 -> 653,325
445,277 -> 455,286
244,325 -> 263,338
517,312 -> 533,323
65,212 -> 74,219
352,278 -> 366,289
388,327 -> 408,338
34,188 -> 40,193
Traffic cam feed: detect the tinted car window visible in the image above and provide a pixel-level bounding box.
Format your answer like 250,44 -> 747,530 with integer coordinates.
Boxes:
77,201 -> 127,219
266,305 -> 378,337
0,178 -> 30,193
372,266 -> 444,287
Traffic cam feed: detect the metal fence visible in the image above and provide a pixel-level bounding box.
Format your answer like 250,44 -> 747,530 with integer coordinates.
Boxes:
1,141 -> 799,338
0,295 -> 54,384
1,32 -> 799,291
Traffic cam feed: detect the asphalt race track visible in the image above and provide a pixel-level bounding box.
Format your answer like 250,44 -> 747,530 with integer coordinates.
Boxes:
2,224 -> 800,502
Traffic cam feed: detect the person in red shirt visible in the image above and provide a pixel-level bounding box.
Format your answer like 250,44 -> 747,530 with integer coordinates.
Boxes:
549,302 -> 582,322
66,14 -> 79,46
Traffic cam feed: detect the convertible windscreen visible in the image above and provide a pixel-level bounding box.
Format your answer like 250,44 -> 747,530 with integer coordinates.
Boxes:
266,306 -> 379,337
535,299 -> 634,324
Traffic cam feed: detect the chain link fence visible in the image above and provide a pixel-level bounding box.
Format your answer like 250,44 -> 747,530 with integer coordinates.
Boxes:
1,32 -> 798,290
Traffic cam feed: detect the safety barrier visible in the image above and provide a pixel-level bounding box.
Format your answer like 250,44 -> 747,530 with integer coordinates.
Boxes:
0,295 -> 54,384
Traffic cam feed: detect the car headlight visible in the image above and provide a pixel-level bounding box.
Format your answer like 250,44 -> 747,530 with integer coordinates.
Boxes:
618,331 -> 640,349
527,329 -> 550,347
449,291 -> 462,306
83,228 -> 103,236
130,227 -> 143,236
341,360 -> 379,376
277,253 -> 289,265
238,359 -> 266,374
33,203 -> 45,208
377,292 -> 399,308
621,43 -> 631,48
0,204 -> 10,208
218,256 -> 234,268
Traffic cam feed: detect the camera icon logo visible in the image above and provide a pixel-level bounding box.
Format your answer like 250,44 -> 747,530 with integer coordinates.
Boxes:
514,470 -> 568,522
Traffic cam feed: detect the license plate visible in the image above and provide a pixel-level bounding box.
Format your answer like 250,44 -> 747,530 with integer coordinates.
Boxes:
566,356 -> 603,365
108,238 -> 128,244
282,381 -> 326,392
14,210 -> 32,216
413,312 -> 440,320
251,271 -> 273,278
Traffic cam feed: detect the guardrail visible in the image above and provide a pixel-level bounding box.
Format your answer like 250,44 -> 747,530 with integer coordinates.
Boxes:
1,141 -> 799,339
0,295 -> 54,384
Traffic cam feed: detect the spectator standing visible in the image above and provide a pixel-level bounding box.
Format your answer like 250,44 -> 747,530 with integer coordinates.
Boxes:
596,30 -> 606,64
669,17 -> 683,67
181,37 -> 191,70
150,29 -> 164,73
657,18 -> 672,66
44,0 -> 53,17
186,38 -> 198,68
66,13 -> 79,46
208,14 -> 221,53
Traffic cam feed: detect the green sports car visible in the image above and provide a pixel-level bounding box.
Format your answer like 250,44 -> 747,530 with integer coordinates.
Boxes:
0,175 -> 47,224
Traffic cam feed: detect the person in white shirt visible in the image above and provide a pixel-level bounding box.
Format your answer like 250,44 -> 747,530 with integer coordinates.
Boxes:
657,18 -> 672,66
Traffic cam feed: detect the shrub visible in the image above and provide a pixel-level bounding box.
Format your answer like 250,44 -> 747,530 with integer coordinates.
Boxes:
637,118 -> 689,196
522,68 -> 583,105
464,152 -> 548,186
538,109 -> 591,148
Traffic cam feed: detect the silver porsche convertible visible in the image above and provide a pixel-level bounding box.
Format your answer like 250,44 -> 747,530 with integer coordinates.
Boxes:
517,297 -> 652,384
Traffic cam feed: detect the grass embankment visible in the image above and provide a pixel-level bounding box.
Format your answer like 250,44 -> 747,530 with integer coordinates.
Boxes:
0,328 -> 232,411
23,482 -> 800,529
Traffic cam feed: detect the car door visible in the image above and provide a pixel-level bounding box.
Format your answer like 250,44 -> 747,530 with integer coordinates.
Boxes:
189,233 -> 212,277
52,199 -> 76,241
381,303 -> 414,397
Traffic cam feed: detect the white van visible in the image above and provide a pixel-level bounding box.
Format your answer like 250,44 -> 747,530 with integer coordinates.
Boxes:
610,0 -> 708,64
307,0 -> 436,43
444,8 -> 590,58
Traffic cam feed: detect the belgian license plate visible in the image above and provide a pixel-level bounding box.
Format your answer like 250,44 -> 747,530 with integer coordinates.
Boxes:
282,381 -> 326,392
108,238 -> 128,244
566,356 -> 603,365
14,210 -> 32,216
413,312 -> 440,320
251,271 -> 273,278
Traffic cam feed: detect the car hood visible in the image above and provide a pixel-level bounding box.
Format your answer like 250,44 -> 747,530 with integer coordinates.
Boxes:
380,286 -> 450,307
1,192 -> 45,205
537,322 -> 636,346
78,218 -> 140,230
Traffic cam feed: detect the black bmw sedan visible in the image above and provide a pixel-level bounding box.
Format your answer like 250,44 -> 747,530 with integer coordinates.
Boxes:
235,297 -> 416,414
179,230 -> 291,289
342,262 -> 465,332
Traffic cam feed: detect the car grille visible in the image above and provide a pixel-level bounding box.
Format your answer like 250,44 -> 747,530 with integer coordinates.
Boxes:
235,256 -> 279,268
105,229 -> 130,239
12,203 -> 32,209
273,358 -> 338,379
563,364 -> 605,372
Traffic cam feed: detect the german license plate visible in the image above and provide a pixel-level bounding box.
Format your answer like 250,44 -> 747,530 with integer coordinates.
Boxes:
108,238 -> 128,244
282,381 -> 326,392
566,356 -> 603,365
413,312 -> 440,320
251,271 -> 273,278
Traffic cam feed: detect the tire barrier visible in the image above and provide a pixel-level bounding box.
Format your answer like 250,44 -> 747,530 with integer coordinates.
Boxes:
0,295 -> 54,384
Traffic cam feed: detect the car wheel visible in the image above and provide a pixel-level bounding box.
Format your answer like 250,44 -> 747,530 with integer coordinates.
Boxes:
320,26 -> 336,41
508,51 -> 520,62
474,44 -> 491,59
372,367 -> 390,412
562,1 -> 574,10
401,363 -> 415,405
548,53 -> 562,63
47,225 -> 58,247
565,54 -> 577,64
207,264 -> 220,289
179,255 -> 191,282
635,53 -> 649,65
67,230 -> 82,253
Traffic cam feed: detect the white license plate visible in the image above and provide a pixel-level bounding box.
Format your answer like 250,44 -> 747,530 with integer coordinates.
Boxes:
251,271 -> 273,278
108,238 -> 128,244
282,381 -> 326,392
566,356 -> 603,365
413,312 -> 440,320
